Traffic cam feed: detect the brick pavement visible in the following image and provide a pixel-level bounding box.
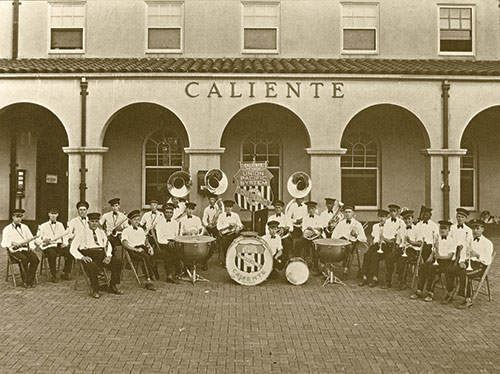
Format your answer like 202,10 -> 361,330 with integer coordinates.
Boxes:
0,239 -> 498,374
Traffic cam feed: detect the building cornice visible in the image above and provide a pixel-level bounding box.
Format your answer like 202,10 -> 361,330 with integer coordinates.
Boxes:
184,147 -> 225,154
420,148 -> 467,156
63,147 -> 109,154
306,148 -> 347,156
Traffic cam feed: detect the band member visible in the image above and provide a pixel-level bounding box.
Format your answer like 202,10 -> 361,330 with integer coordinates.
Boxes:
67,201 -> 89,240
266,200 -> 293,263
155,204 -> 181,283
286,197 -> 307,240
386,204 -> 405,232
394,210 -> 422,290
202,194 -> 221,268
217,200 -> 243,263
444,219 -> 494,309
381,204 -> 405,289
332,205 -> 367,277
121,210 -> 157,291
168,196 -> 186,221
415,206 -> 439,261
321,198 -> 339,238
295,201 -> 323,271
100,198 -> 128,253
70,212 -> 123,299
261,220 -> 284,276
410,220 -> 456,302
1,209 -> 39,288
359,209 -> 396,287
140,199 -> 165,235
179,202 -> 203,236
450,207 -> 472,252
36,208 -> 73,282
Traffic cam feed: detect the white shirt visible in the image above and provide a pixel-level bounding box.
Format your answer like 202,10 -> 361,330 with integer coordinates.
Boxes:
179,215 -> 203,235
332,218 -> 367,243
1,223 -> 35,252
286,201 -> 307,224
415,220 -> 439,244
70,227 -> 112,260
261,233 -> 282,257
385,217 -> 405,235
397,224 -> 422,250
67,216 -> 88,239
320,209 -> 335,228
140,211 -> 165,231
301,214 -> 322,231
371,223 -> 398,244
217,212 -> 243,232
156,218 -> 180,244
202,204 -> 219,227
459,235 -> 494,266
265,213 -> 292,235
435,236 -> 457,259
36,221 -> 68,249
121,226 -> 147,249
450,223 -> 473,247
100,211 -> 129,236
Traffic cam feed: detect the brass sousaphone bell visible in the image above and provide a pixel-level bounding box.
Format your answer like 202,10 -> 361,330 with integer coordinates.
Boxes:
287,171 -> 312,199
167,171 -> 193,198
204,168 -> 228,195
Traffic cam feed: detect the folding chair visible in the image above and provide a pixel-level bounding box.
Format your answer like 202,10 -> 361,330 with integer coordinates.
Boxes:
39,249 -> 63,277
5,249 -> 26,287
470,251 -> 495,304
410,243 -> 425,289
73,259 -> 110,291
122,249 -> 150,285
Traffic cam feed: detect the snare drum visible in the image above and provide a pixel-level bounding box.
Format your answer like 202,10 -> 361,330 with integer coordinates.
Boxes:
285,257 -> 309,285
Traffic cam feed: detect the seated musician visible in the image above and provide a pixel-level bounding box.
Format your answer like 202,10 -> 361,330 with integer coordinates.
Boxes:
217,200 -> 243,265
202,194 -> 221,268
155,204 -> 181,283
450,207 -> 472,252
36,208 -> 73,282
286,197 -> 307,246
1,208 -> 39,288
100,198 -> 128,256
410,220 -> 456,302
415,206 -> 439,262
295,201 -> 323,273
394,210 -> 422,290
70,212 -> 123,299
121,210 -> 157,291
359,209 -> 396,287
320,198 -> 339,239
332,205 -> 367,278
444,219 -> 494,309
266,200 -> 293,264
382,204 -> 406,289
261,220 -> 284,277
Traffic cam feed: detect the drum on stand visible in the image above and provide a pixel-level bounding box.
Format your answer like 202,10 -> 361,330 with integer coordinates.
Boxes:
175,235 -> 215,285
313,238 -> 350,286
285,257 -> 309,285
226,233 -> 273,286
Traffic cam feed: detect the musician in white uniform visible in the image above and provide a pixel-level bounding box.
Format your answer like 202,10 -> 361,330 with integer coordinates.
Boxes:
286,197 -> 307,241
411,220 -> 456,302
1,208 -> 39,288
70,212 -> 123,299
67,201 -> 89,241
266,200 -> 293,263
381,204 -> 405,289
415,206 -> 439,261
156,204 -> 181,283
332,205 -> 367,278
217,200 -> 243,263
445,219 -> 494,309
121,210 -> 157,291
36,208 -> 73,282
140,199 -> 165,229
394,210 -> 422,290
320,198 -> 338,238
450,207 -> 473,255
261,220 -> 284,276
168,196 -> 186,221
100,198 -> 128,254
295,201 -> 323,272
202,194 -> 221,268
179,202 -> 203,236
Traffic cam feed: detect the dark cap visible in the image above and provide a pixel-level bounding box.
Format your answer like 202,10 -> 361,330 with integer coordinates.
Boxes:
223,200 -> 235,207
149,199 -> 159,205
421,205 -> 433,214
324,198 -> 336,204
267,220 -> 280,227
456,207 -> 470,217
76,201 -> 89,209
274,200 -> 285,208
401,210 -> 414,218
388,204 -> 400,210
438,220 -> 453,227
305,201 -> 317,208
185,202 -> 196,209
127,210 -> 141,220
343,205 -> 355,211
469,219 -> 485,227
48,208 -> 59,214
378,209 -> 389,217
87,212 -> 101,221
12,208 -> 25,215
108,198 -> 121,206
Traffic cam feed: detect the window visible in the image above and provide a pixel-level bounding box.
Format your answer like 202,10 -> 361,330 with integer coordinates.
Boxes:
341,132 -> 379,207
242,131 -> 281,200
341,3 -> 378,53
460,134 -> 476,208
242,2 -> 279,53
49,3 -> 85,52
147,2 -> 183,52
144,130 -> 184,205
439,6 -> 474,54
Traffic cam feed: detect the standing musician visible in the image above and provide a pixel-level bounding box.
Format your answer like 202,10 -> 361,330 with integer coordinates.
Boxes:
321,198 -> 340,238
121,210 -> 157,291
261,220 -> 284,277
332,205 -> 367,278
100,198 -> 128,255
155,204 -> 181,283
394,210 -> 422,290
36,208 -> 73,282
140,199 -> 165,239
415,206 -> 439,262
217,200 -> 243,264
410,220 -> 456,302
1,208 -> 39,288
70,212 -> 123,299
359,209 -> 396,287
67,201 -> 89,241
444,219 -> 494,309
286,197 -> 307,242
202,194 -> 222,268
450,207 -> 472,253
295,201 -> 323,272
266,200 -> 293,264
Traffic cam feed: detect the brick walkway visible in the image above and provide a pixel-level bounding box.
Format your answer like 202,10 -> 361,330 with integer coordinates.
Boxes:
0,239 -> 498,374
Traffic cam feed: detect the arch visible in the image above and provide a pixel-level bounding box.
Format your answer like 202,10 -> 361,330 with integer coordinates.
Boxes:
459,105 -> 500,144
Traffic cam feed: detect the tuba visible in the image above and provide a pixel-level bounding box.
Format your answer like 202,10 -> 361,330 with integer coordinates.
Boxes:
204,169 -> 228,228
167,171 -> 192,198
285,172 -> 312,216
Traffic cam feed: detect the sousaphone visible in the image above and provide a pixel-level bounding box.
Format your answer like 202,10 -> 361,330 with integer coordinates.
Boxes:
167,171 -> 193,198
205,168 -> 228,195
285,171 -> 312,216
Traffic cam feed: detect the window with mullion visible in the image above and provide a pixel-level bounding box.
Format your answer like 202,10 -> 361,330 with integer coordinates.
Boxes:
49,3 -> 85,51
147,2 -> 183,52
439,6 -> 473,53
242,3 -> 279,53
460,135 -> 476,208
341,3 -> 378,53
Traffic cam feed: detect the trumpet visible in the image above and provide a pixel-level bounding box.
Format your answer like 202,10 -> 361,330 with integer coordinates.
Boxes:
466,232 -> 473,271
377,224 -> 384,253
432,232 -> 439,266
401,232 -> 408,258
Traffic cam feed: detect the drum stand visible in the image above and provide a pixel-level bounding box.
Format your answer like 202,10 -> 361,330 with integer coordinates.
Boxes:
179,264 -> 209,285
321,263 -> 345,287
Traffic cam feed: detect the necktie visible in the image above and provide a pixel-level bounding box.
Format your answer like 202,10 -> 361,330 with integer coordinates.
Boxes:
391,218 -> 397,223
346,220 -> 351,224
441,235 -> 447,240
92,230 -> 100,246
474,237 -> 480,242
328,210 -> 333,214
166,219 -> 171,223
457,224 -> 463,229
309,215 -> 314,218
226,213 -> 231,217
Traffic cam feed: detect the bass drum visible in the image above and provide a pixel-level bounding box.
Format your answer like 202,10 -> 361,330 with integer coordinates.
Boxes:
226,234 -> 273,286
285,257 -> 309,285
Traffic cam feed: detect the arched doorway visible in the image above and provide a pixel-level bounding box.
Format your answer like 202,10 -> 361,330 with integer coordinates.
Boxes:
102,103 -> 189,211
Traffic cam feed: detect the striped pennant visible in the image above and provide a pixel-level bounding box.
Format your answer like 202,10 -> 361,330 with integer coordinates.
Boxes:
234,185 -> 274,212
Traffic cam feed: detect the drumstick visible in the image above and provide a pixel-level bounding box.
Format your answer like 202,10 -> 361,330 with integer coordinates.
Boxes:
236,254 -> 263,270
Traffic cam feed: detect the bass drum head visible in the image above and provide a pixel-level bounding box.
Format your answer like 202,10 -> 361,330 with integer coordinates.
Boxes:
285,257 -> 310,285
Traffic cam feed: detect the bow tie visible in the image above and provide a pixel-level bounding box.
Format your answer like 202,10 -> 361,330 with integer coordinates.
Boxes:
406,226 -> 412,230
441,235 -> 447,240
298,203 -> 303,207
152,212 -> 156,215
457,224 -> 463,229
309,215 -> 314,218
50,221 -> 57,225
271,236 -> 276,239
391,218 -> 397,223
276,213 -> 281,217
473,237 -> 480,242
113,212 -> 118,216
14,224 -> 21,229
226,213 -> 231,217
328,210 -> 333,214
423,221 -> 428,224
210,206 -> 215,209
166,219 -> 171,223
133,227 -> 138,230
187,215 -> 192,219
346,220 -> 351,224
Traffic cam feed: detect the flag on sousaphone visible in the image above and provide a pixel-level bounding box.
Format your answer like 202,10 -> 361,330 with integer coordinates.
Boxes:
234,185 -> 273,212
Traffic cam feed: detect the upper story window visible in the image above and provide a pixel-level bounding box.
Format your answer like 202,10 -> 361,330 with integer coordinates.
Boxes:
439,6 -> 474,55
147,2 -> 183,53
49,3 -> 85,52
242,2 -> 280,54
341,3 -> 378,54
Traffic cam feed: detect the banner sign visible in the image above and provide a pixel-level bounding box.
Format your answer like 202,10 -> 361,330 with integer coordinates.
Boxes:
234,161 -> 273,211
